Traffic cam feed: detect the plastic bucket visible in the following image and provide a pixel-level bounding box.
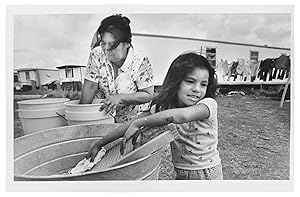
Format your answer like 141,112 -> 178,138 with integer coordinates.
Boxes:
14,124 -> 161,181
64,99 -> 114,126
17,98 -> 70,135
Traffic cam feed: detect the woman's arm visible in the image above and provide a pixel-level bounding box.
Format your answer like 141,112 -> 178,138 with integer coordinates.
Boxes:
79,79 -> 98,104
100,86 -> 154,114
117,85 -> 154,105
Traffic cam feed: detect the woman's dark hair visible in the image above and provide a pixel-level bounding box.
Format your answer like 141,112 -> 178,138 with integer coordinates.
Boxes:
151,52 -> 217,112
93,14 -> 132,49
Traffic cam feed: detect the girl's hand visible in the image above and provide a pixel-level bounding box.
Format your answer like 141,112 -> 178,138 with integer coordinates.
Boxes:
85,140 -> 103,162
120,122 -> 141,155
99,94 -> 123,115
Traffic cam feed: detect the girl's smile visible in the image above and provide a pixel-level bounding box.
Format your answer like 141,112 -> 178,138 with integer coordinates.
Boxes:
177,67 -> 209,107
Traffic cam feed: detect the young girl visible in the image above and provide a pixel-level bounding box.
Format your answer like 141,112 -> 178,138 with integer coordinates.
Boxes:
86,52 -> 223,180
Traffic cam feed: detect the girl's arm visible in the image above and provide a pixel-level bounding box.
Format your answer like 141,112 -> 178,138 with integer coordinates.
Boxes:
120,103 -> 210,153
86,111 -> 151,161
136,103 -> 210,128
99,111 -> 151,145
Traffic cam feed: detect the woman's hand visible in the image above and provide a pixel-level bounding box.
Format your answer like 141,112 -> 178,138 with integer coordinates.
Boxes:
120,122 -> 142,155
85,140 -> 103,162
99,94 -> 123,115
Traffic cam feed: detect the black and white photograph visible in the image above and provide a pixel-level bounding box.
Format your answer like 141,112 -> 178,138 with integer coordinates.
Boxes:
5,4 -> 294,192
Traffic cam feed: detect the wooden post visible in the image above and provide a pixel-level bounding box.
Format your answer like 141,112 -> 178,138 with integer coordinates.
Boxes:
279,72 -> 291,108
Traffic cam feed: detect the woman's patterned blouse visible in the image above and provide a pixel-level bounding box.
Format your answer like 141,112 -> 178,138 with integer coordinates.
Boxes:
84,46 -> 154,123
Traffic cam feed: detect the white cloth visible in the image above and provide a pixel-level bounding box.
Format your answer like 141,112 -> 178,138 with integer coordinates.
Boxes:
69,148 -> 106,174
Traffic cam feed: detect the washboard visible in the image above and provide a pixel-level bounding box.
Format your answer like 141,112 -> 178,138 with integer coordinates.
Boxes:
92,123 -> 179,171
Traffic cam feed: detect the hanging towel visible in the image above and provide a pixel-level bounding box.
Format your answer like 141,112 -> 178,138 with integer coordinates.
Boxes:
236,58 -> 245,75
223,60 -> 231,76
69,148 -> 107,175
275,54 -> 290,71
250,60 -> 259,77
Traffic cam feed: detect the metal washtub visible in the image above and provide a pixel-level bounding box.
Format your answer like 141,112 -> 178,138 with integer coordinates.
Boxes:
14,123 -> 161,181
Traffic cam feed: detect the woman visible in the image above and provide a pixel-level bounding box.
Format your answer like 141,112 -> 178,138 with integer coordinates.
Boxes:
80,14 -> 154,123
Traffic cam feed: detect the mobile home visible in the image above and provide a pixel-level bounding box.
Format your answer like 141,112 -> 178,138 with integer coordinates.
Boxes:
132,33 -> 291,85
56,64 -> 86,91
15,68 -> 59,90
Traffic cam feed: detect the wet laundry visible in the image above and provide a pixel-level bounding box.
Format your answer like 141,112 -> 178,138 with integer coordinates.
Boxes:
68,148 -> 107,175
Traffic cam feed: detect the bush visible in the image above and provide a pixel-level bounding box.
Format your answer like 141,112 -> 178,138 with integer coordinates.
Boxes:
65,90 -> 81,100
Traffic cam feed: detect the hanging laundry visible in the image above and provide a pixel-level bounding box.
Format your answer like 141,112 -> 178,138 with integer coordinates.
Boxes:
217,59 -> 231,81
258,58 -> 276,81
272,68 -> 279,80
236,59 -> 244,74
223,60 -> 231,76
216,59 -> 223,70
278,69 -> 287,80
227,61 -> 238,81
274,54 -> 290,71
250,60 -> 259,77
249,60 -> 259,82
243,60 -> 251,81
216,59 -> 225,81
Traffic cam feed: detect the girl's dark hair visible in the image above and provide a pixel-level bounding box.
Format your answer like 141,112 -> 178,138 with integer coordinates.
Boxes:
151,52 -> 217,112
93,14 -> 132,49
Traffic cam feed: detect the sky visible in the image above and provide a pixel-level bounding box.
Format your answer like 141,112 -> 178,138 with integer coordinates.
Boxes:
13,12 -> 291,70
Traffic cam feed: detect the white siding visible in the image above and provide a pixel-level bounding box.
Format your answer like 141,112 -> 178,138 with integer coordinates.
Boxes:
58,69 -> 65,83
18,72 -> 26,83
18,70 -> 36,86
58,67 -> 85,83
80,67 -> 85,83
38,70 -> 59,86
29,71 -> 36,81
73,68 -> 82,81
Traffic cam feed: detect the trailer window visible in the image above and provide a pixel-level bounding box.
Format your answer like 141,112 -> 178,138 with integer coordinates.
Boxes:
250,51 -> 259,62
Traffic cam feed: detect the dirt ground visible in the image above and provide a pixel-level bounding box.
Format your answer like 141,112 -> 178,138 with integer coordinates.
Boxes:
13,94 -> 290,180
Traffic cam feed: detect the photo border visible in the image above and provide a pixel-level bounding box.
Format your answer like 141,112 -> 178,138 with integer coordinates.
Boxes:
6,4 -> 294,192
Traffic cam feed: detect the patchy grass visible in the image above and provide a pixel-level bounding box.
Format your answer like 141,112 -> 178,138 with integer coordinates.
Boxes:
158,94 -> 290,180
217,95 -> 290,180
